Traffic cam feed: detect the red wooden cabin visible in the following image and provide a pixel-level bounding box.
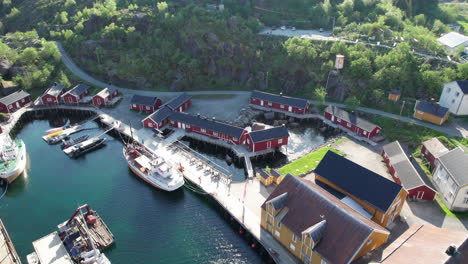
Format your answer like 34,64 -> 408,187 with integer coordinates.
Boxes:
92,87 -> 119,107
61,84 -> 90,104
324,105 -> 381,139
142,106 -> 173,130
130,95 -> 161,113
41,82 -> 66,105
421,138 -> 449,169
250,91 -> 309,114
245,126 -> 289,152
164,93 -> 192,112
0,90 -> 31,113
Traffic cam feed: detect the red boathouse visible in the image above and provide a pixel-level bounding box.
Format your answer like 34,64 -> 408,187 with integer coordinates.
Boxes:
250,91 -> 309,114
61,83 -> 90,104
382,141 -> 437,200
92,87 -> 119,107
41,82 -> 66,105
324,105 -> 381,139
130,95 -> 161,113
245,126 -> 289,152
0,90 -> 31,113
142,106 -> 173,130
164,93 -> 192,112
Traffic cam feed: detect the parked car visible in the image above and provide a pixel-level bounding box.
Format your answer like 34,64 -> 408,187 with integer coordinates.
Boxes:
319,28 -> 323,32
271,25 -> 277,30
291,27 -> 296,31
281,26 -> 286,30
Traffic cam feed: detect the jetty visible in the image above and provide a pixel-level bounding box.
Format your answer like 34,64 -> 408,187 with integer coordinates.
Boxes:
0,219 -> 21,264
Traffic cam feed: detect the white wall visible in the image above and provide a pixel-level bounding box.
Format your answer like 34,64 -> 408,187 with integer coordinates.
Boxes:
456,95 -> 468,115
439,82 -> 467,115
433,165 -> 457,205
451,185 -> 468,211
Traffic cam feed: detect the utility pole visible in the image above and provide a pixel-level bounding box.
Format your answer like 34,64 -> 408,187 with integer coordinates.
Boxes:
400,100 -> 406,116
266,71 -> 269,89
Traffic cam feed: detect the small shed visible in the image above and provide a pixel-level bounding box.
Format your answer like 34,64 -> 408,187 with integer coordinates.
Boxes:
41,82 -> 65,105
324,105 -> 381,139
414,100 -> 450,125
92,87 -> 119,107
0,90 -> 31,113
258,169 -> 274,186
130,95 -> 161,113
382,141 -> 437,200
61,83 -> 90,104
421,138 -> 449,169
164,93 -> 192,112
388,90 -> 401,102
245,126 -> 289,152
142,106 -> 173,129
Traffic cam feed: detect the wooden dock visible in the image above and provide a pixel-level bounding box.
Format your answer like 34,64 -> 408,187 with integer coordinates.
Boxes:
75,212 -> 114,250
0,219 -> 21,264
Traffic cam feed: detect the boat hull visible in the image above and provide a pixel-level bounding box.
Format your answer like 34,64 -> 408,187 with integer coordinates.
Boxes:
1,140 -> 27,184
124,148 -> 184,191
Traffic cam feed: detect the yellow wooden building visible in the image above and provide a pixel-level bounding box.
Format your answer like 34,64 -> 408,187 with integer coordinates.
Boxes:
258,169 -> 284,186
261,174 -> 390,264
414,100 -> 450,125
314,151 -> 408,228
388,90 -> 401,102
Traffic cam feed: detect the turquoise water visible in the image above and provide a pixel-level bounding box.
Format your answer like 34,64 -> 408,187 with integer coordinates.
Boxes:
1,120 -> 262,263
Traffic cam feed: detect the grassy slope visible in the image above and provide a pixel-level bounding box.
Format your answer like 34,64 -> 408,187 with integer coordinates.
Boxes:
279,147 -> 344,176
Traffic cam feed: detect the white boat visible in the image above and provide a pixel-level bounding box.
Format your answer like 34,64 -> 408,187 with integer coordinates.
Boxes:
0,134 -> 27,184
63,137 -> 106,158
42,125 -> 84,144
123,145 -> 185,191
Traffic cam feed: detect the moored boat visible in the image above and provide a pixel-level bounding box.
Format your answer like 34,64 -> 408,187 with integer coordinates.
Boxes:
63,137 -> 106,158
123,144 -> 184,191
61,134 -> 90,149
0,134 -> 27,184
42,125 -> 83,144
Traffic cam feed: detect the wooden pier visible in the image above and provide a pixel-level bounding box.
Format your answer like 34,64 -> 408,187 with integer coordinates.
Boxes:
0,219 -> 21,264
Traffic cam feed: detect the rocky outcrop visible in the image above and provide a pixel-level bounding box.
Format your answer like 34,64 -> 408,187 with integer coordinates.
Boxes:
233,107 -> 263,127
0,59 -> 11,77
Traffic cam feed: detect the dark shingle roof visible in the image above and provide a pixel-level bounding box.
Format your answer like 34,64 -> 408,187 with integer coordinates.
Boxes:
164,93 -> 192,110
249,126 -> 289,143
303,220 -> 327,244
416,101 -> 449,118
65,83 -> 89,97
456,80 -> 468,94
383,141 -> 437,191
314,151 -> 404,212
45,83 -> 65,97
325,105 -> 380,132
251,91 -> 309,109
144,106 -> 173,123
261,174 -> 388,264
0,90 -> 30,105
269,192 -> 288,211
390,90 -> 401,95
131,94 -> 159,106
170,112 -> 245,139
438,147 -> 468,186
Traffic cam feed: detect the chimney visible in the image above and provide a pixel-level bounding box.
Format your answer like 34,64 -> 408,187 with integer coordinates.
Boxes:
445,244 -> 458,256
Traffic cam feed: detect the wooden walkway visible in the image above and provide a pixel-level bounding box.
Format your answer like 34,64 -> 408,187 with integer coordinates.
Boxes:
0,219 -> 21,264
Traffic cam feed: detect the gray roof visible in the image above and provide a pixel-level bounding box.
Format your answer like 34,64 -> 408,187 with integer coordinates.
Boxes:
45,83 -> 65,97
303,220 -> 327,244
251,91 -> 309,109
422,138 -> 449,158
164,93 -> 192,110
258,169 -> 270,180
325,105 -> 380,132
144,106 -> 173,123
131,94 -> 159,106
438,147 -> 468,186
0,90 -> 30,105
249,126 -> 289,143
64,83 -> 89,97
383,141 -> 436,191
438,32 -> 468,48
95,87 -> 118,98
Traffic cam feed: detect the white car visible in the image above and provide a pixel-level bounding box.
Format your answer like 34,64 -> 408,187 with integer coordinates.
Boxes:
281,26 -> 286,30
291,27 -> 296,31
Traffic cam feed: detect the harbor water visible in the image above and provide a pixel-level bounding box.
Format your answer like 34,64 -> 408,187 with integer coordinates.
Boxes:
0,120 -> 262,263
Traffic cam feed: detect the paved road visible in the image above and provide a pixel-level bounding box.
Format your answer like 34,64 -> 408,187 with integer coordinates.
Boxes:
55,42 -> 467,138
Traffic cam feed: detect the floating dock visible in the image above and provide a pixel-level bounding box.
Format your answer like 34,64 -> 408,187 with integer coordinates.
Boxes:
0,219 -> 21,264
30,232 -> 74,264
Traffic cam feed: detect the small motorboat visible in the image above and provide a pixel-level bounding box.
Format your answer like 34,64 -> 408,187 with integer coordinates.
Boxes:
61,135 -> 90,149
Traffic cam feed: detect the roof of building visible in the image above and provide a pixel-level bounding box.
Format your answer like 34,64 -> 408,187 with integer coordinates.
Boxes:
65,83 -> 90,97
455,80 -> 468,94
383,141 -> 436,191
130,94 -> 159,106
416,100 -> 449,118
0,90 -> 30,105
271,169 -> 282,178
378,224 -> 467,264
45,82 -> 65,97
325,105 -> 380,132
95,87 -> 118,99
144,106 -> 173,123
390,90 -> 401,95
438,32 -> 468,48
1,80 -> 17,89
251,91 -> 309,109
164,93 -> 192,110
422,138 -> 449,158
249,126 -> 289,143
261,174 -> 388,264
438,147 -> 468,186
170,112 -> 245,139
258,169 -> 270,180
314,151 -> 404,212
32,232 -> 74,264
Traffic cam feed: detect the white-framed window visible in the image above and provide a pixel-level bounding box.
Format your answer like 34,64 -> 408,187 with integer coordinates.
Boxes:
186,125 -> 190,128
247,139 -> 250,144
290,243 -> 296,251
268,102 -> 272,106
280,104 -> 284,108
347,122 -> 351,128
452,99 -> 456,104
447,88 -> 452,93
8,105 -> 13,109
47,97 -> 52,102
464,197 -> 468,204
363,131 -> 367,135
21,99 -> 25,103
336,118 -> 341,122
277,221 -> 281,228
278,138 -> 283,144
213,132 -> 218,136
133,104 -> 137,108
201,128 -> 206,133
292,234 -> 297,242
148,122 -> 153,127
146,106 -> 151,110
456,92 -> 460,97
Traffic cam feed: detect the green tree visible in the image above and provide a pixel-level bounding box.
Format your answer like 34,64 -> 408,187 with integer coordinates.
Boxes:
157,2 -> 168,13
284,37 -> 317,65
18,47 -> 38,65
350,57 -> 372,79
313,86 -> 327,105
458,64 -> 468,80
344,96 -> 360,110
59,11 -> 68,24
